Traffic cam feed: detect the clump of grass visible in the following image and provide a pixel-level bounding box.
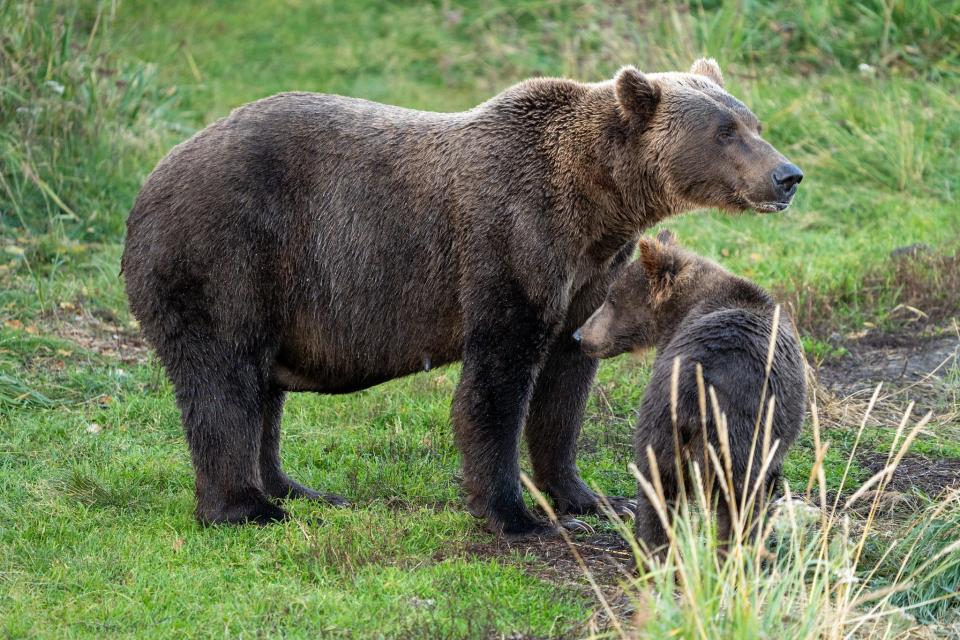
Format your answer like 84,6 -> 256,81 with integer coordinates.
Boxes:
0,0 -> 173,241
783,249 -> 960,337
56,467 -> 140,510
0,372 -> 53,408
876,495 -> 960,623
295,506 -> 460,579
606,0 -> 960,79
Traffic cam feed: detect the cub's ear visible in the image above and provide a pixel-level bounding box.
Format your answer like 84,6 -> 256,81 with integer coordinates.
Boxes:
690,57 -> 724,87
614,66 -> 661,129
639,237 -> 684,303
656,229 -> 677,246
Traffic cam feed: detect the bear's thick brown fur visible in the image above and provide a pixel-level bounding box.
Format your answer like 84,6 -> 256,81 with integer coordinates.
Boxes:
121,58 -> 802,536
576,231 -> 807,557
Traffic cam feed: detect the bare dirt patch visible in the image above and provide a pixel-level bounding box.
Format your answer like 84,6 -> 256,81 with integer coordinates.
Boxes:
816,330 -> 958,413
861,453 -> 960,497
45,305 -> 150,365
816,324 -> 959,499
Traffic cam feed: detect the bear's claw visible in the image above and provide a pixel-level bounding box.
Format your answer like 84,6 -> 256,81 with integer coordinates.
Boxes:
265,476 -> 351,507
558,494 -> 639,521
606,497 -> 638,521
560,517 -> 595,534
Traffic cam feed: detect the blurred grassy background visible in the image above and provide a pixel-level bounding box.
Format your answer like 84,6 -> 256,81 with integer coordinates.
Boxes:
1,1 -> 958,637
3,0 -> 959,331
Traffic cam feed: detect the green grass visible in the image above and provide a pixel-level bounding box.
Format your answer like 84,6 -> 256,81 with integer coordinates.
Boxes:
1,0 -> 959,637
0,331 -> 594,637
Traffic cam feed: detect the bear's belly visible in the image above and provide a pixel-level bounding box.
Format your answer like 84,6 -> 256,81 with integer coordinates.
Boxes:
270,344 -> 462,393
272,299 -> 465,393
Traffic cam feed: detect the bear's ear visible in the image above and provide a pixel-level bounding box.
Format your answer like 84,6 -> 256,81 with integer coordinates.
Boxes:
639,236 -> 684,303
656,229 -> 677,246
690,57 -> 724,87
614,66 -> 661,129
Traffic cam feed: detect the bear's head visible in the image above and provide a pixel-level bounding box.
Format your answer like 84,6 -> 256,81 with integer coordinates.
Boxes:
608,58 -> 802,219
574,229 -> 771,358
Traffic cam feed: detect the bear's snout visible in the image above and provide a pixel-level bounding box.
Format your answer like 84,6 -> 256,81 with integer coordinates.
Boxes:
772,162 -> 803,202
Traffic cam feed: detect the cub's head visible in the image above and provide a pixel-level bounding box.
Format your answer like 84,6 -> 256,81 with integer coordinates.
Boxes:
574,230 -> 769,359
608,58 -> 802,217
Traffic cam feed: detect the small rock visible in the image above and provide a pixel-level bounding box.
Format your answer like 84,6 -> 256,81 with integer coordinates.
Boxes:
409,597 -> 435,609
890,243 -> 930,259
44,79 -> 65,95
86,423 -> 103,434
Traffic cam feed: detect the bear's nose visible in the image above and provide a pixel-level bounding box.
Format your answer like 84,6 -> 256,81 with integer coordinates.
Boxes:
773,163 -> 804,196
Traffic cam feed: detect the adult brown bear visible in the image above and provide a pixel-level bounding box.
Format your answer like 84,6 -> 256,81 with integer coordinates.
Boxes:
122,58 -> 802,536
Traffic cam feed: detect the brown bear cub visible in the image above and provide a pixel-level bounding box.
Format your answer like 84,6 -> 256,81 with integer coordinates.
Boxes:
576,231 -> 806,558
122,57 -> 803,537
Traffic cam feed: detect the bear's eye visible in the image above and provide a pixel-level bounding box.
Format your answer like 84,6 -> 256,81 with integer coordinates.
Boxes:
716,125 -> 737,143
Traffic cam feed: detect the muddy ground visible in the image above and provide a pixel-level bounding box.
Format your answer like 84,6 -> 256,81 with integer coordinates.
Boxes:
818,325 -> 960,497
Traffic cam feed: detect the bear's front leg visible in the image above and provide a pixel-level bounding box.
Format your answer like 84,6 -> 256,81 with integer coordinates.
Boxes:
525,333 -> 638,520
525,241 -> 639,521
452,280 -> 579,538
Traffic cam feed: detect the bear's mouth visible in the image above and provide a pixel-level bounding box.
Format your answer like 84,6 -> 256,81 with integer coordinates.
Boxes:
752,201 -> 792,214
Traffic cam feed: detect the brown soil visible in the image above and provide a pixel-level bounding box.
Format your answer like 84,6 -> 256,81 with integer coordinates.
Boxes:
46,305 -> 150,365
860,453 -> 960,497
816,326 -> 959,497
816,329 -> 958,414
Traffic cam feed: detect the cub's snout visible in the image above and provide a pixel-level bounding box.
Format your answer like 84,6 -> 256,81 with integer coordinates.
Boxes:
575,303 -> 619,359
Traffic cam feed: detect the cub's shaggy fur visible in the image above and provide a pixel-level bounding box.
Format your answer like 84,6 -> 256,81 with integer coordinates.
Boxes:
577,231 -> 806,555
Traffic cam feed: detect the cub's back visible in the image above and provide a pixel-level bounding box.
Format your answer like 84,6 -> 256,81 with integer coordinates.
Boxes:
653,306 -> 806,439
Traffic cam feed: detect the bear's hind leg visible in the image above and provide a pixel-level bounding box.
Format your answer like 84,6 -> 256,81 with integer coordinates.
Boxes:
168,345 -> 286,525
259,383 -> 350,506
634,453 -> 677,565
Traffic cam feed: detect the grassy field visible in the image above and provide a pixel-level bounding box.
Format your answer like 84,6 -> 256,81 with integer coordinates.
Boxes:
1,0 -> 959,637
